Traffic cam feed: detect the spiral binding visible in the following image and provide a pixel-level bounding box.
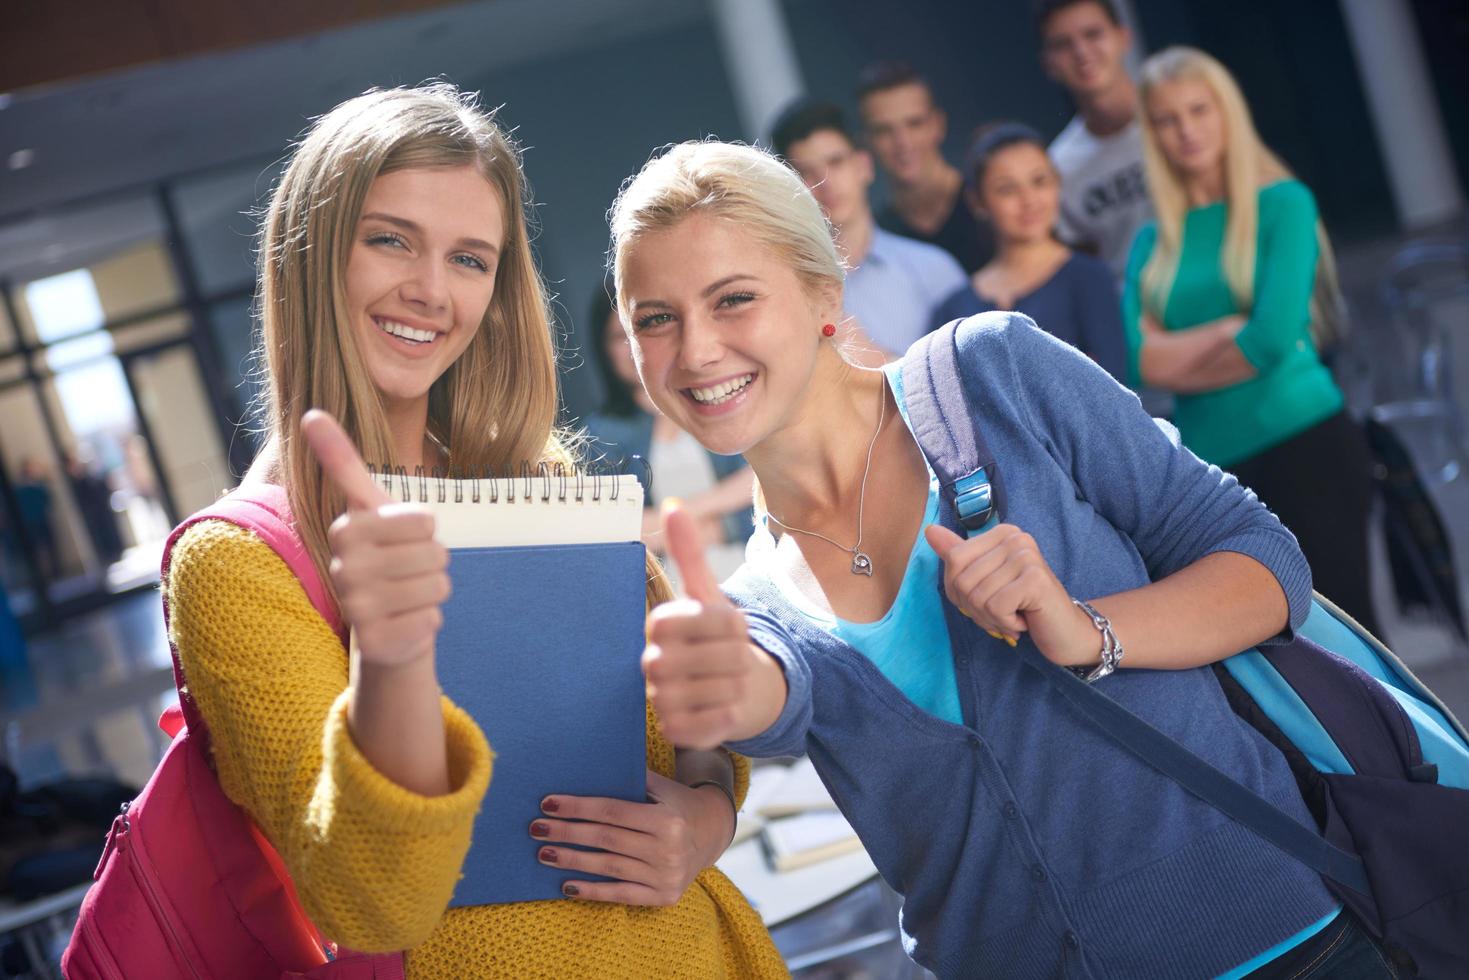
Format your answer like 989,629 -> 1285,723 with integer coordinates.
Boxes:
366,457 -> 643,505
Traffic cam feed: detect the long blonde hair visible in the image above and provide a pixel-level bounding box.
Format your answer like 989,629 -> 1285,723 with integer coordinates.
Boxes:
1137,47 -> 1344,347
257,83 -> 578,600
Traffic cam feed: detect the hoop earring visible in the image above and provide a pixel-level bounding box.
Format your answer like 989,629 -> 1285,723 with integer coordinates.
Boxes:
821,323 -> 837,338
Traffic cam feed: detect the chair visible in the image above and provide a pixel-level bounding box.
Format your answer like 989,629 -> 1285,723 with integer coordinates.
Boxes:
1376,239 -> 1469,482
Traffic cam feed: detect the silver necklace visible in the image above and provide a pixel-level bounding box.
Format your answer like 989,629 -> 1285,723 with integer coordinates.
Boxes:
766,386 -> 886,577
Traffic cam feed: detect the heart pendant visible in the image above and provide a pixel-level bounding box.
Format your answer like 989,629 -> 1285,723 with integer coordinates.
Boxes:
851,552 -> 874,576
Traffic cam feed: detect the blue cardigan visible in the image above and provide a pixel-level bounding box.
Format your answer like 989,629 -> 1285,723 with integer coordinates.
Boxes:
725,314 -> 1335,978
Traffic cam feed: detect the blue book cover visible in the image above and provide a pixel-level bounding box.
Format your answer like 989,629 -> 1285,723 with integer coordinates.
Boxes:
433,540 -> 648,906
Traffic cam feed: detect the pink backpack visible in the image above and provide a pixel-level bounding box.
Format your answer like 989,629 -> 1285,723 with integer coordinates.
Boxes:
63,485 -> 406,979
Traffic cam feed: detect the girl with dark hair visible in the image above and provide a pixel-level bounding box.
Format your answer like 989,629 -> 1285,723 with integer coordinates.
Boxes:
933,123 -> 1127,382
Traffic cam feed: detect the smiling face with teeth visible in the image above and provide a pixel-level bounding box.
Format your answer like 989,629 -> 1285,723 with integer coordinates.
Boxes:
618,213 -> 843,457
344,165 -> 505,418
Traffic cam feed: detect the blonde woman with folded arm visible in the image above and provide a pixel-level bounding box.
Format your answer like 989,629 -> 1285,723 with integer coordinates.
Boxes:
1122,46 -> 1378,639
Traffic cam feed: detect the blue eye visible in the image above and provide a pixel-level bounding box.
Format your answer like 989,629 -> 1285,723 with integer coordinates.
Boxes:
453,253 -> 489,273
367,232 -> 406,248
634,312 -> 673,330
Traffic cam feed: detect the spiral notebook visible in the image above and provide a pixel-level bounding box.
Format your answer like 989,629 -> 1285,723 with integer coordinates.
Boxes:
371,467 -> 647,906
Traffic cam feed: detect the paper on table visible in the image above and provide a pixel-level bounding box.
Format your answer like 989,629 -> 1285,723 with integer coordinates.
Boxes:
762,810 -> 863,872
732,764 -> 790,845
756,756 -> 839,818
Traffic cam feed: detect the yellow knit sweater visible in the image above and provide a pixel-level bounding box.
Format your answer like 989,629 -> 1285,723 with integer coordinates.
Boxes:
166,519 -> 787,979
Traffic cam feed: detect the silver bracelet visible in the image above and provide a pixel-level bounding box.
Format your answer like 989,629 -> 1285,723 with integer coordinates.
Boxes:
688,778 -> 739,848
1070,598 -> 1123,683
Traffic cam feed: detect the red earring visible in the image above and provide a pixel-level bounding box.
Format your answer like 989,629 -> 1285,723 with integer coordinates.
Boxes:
821,323 -> 837,337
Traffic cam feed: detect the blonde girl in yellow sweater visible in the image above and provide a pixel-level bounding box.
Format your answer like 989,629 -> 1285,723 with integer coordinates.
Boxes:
164,83 -> 785,978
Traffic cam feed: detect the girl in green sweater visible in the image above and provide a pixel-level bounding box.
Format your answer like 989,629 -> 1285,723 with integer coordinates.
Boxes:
1122,46 -> 1379,639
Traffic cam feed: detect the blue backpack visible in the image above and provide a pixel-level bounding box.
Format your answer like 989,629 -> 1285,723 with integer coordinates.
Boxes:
902,319 -> 1469,978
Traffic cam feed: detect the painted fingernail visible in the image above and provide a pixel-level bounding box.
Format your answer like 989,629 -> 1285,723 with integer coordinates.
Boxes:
986,629 -> 1004,641
541,797 -> 560,814
539,847 -> 558,864
530,821 -> 550,838
1005,635 -> 1018,648
563,883 -> 580,897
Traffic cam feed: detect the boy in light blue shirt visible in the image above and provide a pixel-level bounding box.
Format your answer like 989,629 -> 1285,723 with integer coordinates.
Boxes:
772,99 -> 966,359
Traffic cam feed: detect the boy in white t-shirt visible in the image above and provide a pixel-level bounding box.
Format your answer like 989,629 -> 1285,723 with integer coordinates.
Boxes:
1039,0 -> 1171,416
1039,0 -> 1153,282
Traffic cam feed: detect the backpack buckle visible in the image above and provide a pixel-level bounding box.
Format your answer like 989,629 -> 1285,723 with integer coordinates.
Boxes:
952,468 -> 997,535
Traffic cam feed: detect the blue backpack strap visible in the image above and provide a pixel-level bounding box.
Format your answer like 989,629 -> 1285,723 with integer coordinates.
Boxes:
1035,653 -> 1371,895
901,315 -> 1372,897
901,323 -> 1001,534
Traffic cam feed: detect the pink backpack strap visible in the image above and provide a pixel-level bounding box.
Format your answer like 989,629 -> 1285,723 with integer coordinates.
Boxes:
160,484 -> 405,977
161,483 -> 345,738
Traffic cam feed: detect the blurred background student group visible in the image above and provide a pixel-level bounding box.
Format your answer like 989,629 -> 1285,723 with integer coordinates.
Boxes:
2,0 -> 1469,975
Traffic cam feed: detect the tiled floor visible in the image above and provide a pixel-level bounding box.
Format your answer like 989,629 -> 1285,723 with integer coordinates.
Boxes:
3,588 -> 176,794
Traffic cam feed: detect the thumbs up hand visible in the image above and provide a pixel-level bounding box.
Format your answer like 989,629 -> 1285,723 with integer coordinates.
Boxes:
643,502 -> 785,750
302,410 -> 450,669
924,522 -> 1101,669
